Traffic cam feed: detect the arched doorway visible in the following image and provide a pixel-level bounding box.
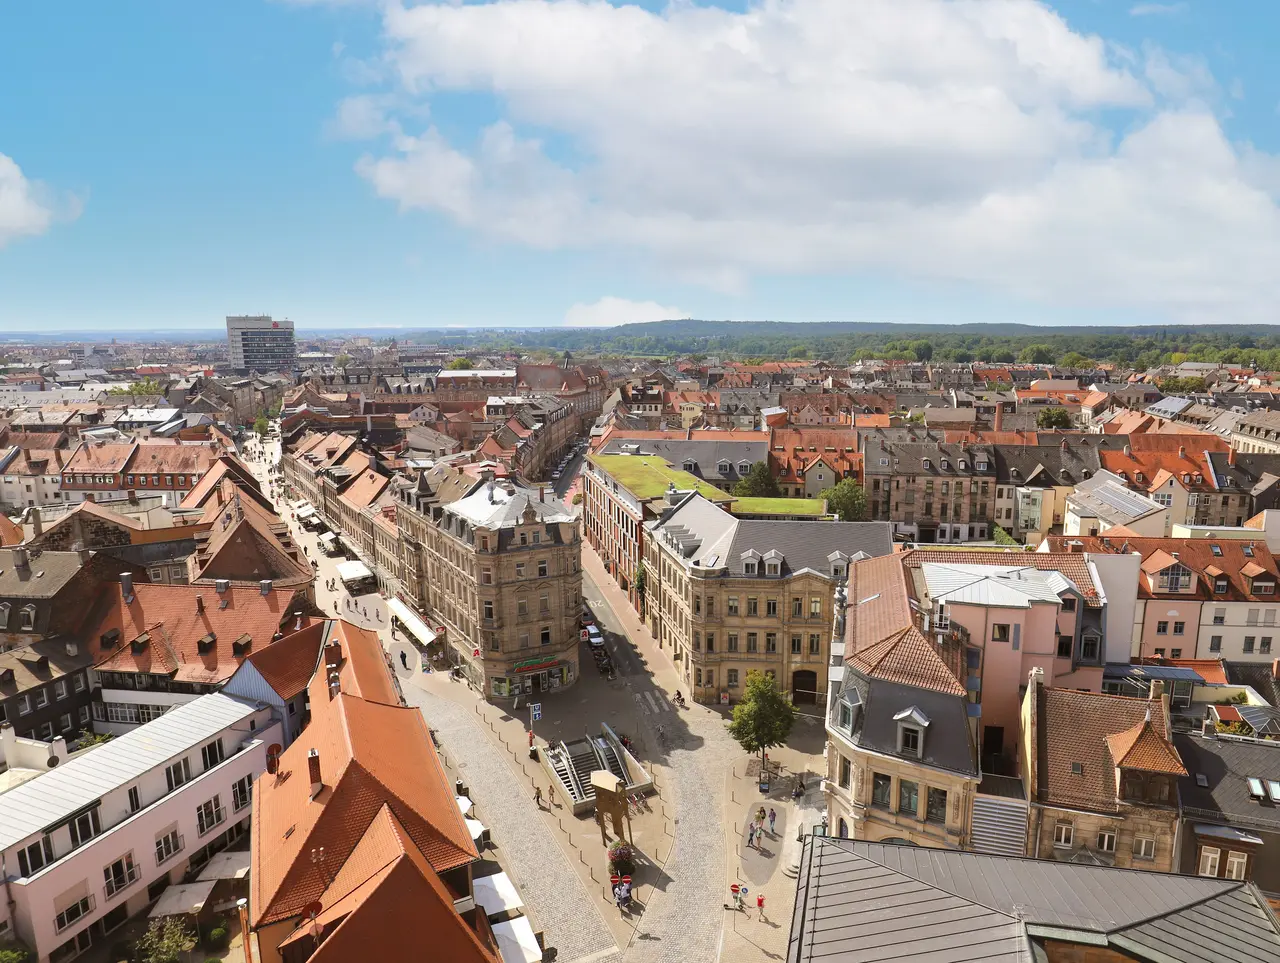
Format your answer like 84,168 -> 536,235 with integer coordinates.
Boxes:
792,670 -> 818,705
838,818 -> 849,838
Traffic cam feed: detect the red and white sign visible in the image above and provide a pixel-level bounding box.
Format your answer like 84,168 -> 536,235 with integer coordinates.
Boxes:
611,875 -> 620,886
472,647 -> 481,658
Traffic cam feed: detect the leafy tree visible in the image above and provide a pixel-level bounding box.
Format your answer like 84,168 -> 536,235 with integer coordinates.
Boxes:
133,918 -> 195,963
254,415 -> 269,437
446,357 -> 474,370
572,492 -> 584,506
728,671 -> 796,765
635,560 -> 647,610
1059,351 -> 1093,368
1018,344 -> 1055,365
0,942 -> 31,963
1217,720 -> 1253,736
108,377 -> 165,396
820,479 -> 867,521
1036,407 -> 1073,429
786,345 -> 810,359
732,462 -> 782,498
333,353 -> 353,368
1158,376 -> 1207,394
991,524 -> 1019,546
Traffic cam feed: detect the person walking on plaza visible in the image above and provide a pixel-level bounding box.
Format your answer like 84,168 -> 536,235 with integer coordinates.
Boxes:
548,783 -> 556,808
534,786 -> 543,808
768,808 -> 777,835
747,823 -> 756,849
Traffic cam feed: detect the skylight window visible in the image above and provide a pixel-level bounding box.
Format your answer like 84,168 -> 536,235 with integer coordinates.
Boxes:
1195,774 -> 1209,788
1269,781 -> 1280,804
1244,544 -> 1256,557
1211,544 -> 1223,557
1248,777 -> 1266,800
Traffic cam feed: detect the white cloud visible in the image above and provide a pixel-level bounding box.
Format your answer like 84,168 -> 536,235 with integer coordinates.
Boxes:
343,0 -> 1280,322
0,153 -> 64,248
564,297 -> 687,328
1130,2 -> 1189,16
326,95 -> 400,140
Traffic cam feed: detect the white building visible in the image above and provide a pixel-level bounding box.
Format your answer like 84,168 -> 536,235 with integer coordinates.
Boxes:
226,316 -> 296,373
0,693 -> 280,963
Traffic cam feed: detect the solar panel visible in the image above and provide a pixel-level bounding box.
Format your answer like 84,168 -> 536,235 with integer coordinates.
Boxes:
1248,777 -> 1266,800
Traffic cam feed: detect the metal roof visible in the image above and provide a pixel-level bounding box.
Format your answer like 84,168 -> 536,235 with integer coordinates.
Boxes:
922,562 -> 1072,608
1104,662 -> 1205,683
788,837 -> 1280,963
0,692 -> 260,851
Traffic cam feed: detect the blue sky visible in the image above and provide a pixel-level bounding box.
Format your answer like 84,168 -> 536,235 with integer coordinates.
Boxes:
1,0 -> 1279,332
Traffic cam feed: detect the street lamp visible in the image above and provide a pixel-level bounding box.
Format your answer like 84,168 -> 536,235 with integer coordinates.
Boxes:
237,898 -> 255,963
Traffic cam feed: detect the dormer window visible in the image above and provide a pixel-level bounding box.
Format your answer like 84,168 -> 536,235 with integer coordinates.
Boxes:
1254,579 -> 1276,596
893,706 -> 930,759
976,460 -> 988,471
718,461 -> 730,474
683,460 -> 697,473
1215,577 -> 1229,594
765,561 -> 780,576
738,461 -> 751,475
958,459 -> 968,471
744,560 -> 757,576
19,605 -> 36,631
940,459 -> 950,471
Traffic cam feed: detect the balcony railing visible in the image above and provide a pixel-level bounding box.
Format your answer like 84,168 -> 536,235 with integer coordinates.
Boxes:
156,835 -> 185,866
197,807 -> 226,837
104,864 -> 139,900
54,894 -> 95,934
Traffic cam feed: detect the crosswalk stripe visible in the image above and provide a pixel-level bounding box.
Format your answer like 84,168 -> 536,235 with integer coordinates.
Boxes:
643,691 -> 668,714
633,693 -> 650,715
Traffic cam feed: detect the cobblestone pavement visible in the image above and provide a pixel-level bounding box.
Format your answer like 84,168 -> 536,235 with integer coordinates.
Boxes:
400,683 -> 624,963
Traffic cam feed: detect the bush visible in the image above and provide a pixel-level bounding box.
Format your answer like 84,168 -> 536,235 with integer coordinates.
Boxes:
205,926 -> 229,951
572,492 -> 583,505
0,942 -> 32,963
608,841 -> 636,876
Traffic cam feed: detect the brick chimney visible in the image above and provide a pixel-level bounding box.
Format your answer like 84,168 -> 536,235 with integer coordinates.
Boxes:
308,748 -> 323,799
1229,447 -> 1237,466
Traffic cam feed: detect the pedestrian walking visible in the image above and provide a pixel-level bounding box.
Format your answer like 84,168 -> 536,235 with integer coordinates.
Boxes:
768,808 -> 777,834
534,786 -> 543,808
548,784 -> 556,807
757,895 -> 766,921
747,824 -> 756,848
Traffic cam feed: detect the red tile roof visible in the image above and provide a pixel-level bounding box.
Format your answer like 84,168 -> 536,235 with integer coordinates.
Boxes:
66,442 -> 135,473
1106,719 -> 1188,775
902,548 -> 1103,606
849,625 -> 965,696
845,553 -> 913,653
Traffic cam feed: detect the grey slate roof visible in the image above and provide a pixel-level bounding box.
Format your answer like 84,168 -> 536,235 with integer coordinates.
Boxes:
992,443 -> 1101,487
836,674 -> 978,777
789,836 -> 1280,963
1174,732 -> 1280,831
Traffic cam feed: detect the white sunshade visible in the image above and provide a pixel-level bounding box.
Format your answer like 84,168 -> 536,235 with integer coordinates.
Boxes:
336,560 -> 373,582
387,597 -> 438,645
456,795 -> 473,815
491,916 -> 542,963
149,880 -> 217,919
196,849 -> 252,881
473,872 -> 524,918
465,817 -> 487,842
295,504 -> 316,519
318,531 -> 337,544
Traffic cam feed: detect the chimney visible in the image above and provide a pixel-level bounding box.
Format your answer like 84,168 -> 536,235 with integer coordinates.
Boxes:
324,641 -> 343,668
1150,679 -> 1165,700
539,486 -> 545,503
293,610 -> 303,632
120,571 -> 134,602
12,547 -> 28,570
1202,717 -> 1216,738
1178,445 -> 1186,459
308,749 -> 323,799
30,507 -> 42,537
259,579 -> 273,596
1061,440 -> 1068,452
195,595 -> 204,615
127,489 -> 138,505
1229,447 -> 1237,466
0,723 -> 15,760
993,402 -> 1003,433
84,493 -> 94,503
1123,444 -> 1131,456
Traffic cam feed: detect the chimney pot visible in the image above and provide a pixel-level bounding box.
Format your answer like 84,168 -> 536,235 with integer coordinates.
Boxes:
196,595 -> 204,614
12,547 -> 29,569
260,579 -> 272,596
120,571 -> 134,600
1123,444 -> 1131,456
1178,446 -> 1186,458
1149,679 -> 1166,700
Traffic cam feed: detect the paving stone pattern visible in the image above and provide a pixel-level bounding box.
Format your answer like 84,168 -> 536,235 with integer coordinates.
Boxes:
402,685 -> 623,963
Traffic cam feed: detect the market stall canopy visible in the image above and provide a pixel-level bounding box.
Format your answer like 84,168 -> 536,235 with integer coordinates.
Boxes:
335,559 -> 373,582
197,849 -> 252,881
456,795 -> 473,816
473,872 -> 524,918
491,916 -> 542,963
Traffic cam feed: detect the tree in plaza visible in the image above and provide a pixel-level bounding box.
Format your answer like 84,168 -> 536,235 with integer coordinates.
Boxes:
727,670 -> 796,766
446,357 -> 474,370
732,462 -> 782,498
820,478 -> 867,521
1035,407 -> 1073,430
133,918 -> 195,963
254,414 -> 269,437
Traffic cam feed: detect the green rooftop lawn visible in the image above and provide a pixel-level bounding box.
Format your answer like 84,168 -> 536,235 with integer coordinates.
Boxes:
590,454 -> 733,502
731,497 -> 828,517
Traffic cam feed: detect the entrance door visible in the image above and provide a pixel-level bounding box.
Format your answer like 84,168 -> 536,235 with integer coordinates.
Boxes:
792,670 -> 818,705
984,725 -> 1005,758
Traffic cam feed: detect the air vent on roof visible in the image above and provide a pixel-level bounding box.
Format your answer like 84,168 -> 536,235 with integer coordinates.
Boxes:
232,633 -> 253,656
130,633 -> 150,654
215,579 -> 230,594
196,632 -> 217,654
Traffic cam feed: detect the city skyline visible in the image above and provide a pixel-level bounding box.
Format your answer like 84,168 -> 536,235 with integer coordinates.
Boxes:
2,1 -> 1280,332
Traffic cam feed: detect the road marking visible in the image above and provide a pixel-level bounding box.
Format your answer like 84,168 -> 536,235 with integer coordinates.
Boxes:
633,692 -> 649,715
642,691 -> 668,714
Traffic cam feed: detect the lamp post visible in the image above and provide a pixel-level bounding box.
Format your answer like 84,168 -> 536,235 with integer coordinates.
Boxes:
237,898 -> 255,963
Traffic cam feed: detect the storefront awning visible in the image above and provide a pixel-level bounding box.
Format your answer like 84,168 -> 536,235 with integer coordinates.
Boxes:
295,504 -> 316,520
387,597 -> 438,645
318,531 -> 338,544
336,560 -> 373,582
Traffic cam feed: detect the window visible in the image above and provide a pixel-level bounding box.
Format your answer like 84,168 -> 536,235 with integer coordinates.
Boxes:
16,694 -> 30,716
165,757 -> 192,792
992,624 -> 1010,643
705,632 -> 715,652
1215,578 -> 1228,595
200,738 -> 224,771
747,632 -> 758,653
1154,648 -> 1166,657
926,788 -> 947,824
515,563 -> 525,578
127,786 -> 140,813
16,837 -> 53,877
538,560 -> 548,577
54,680 -> 68,700
517,598 -> 528,617
1061,596 -> 1077,612
232,775 -> 252,812
743,561 -> 757,576
34,688 -> 48,708
1264,638 -> 1273,655
196,795 -> 225,836
1156,621 -> 1168,635
1225,851 -> 1248,880
1053,821 -> 1074,848
810,597 -> 821,618
1134,836 -> 1156,860
1245,636 -> 1256,654
540,627 -> 552,646
838,756 -> 851,790
792,597 -> 802,617
900,726 -> 920,758
726,669 -> 739,688
791,635 -> 802,654
483,600 -> 494,620
765,633 -> 777,653
747,597 -> 758,616
1210,635 -> 1222,652
1198,846 -> 1220,876
871,773 -> 892,808
79,705 -> 90,724
728,633 -> 739,652
104,853 -> 138,898
55,895 -> 92,933
481,567 -> 493,585
766,598 -> 778,617
1097,830 -> 1116,853
69,808 -> 102,848
1057,634 -> 1073,658
1173,621 -> 1185,635
73,673 -> 86,692
898,779 -> 919,816
810,633 -> 821,655
728,597 -> 739,616
1171,648 -> 1182,659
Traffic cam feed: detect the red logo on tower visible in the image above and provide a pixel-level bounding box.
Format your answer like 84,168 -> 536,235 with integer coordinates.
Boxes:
272,321 -> 280,328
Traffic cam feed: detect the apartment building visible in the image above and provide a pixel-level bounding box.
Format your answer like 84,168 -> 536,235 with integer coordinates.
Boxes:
0,641 -> 95,744
0,692 -> 279,963
396,468 -> 582,699
1021,673 -> 1185,873
279,431 -> 358,514
0,549 -> 140,654
644,493 -> 891,705
768,428 -> 862,498
1206,449 -> 1280,522
250,620 -> 499,963
1046,535 -> 1280,662
862,440 -> 995,543
596,432 -> 771,494
583,454 -> 733,610
991,442 -> 1101,543
59,442 -> 218,507
1232,409 -> 1280,454
1064,469 -> 1168,537
226,315 -> 296,373
0,447 -> 70,511
1099,438 -> 1232,534
478,395 -> 578,481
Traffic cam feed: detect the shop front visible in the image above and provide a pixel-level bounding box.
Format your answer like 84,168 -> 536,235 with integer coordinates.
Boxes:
490,656 -> 574,699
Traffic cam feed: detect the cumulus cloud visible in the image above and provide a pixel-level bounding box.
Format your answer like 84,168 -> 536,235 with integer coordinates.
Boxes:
1130,2 -> 1189,16
0,152 -> 66,248
564,296 -> 687,328
343,0 -> 1280,322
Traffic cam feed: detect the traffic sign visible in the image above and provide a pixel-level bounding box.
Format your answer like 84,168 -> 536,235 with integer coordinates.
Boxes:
622,875 -> 631,884
531,703 -> 542,722
740,886 -> 749,895
611,875 -> 620,885
730,884 -> 740,895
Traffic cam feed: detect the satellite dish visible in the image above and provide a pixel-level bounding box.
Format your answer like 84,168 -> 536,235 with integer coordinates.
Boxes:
266,744 -> 283,774
47,756 -> 60,768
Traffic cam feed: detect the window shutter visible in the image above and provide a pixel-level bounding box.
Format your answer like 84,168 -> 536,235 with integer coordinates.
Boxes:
1012,624 -> 1021,651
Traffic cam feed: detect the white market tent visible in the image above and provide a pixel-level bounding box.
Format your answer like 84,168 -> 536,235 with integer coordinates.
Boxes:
335,560 -> 373,583
387,597 -> 438,645
491,917 -> 542,963
473,872 -> 524,918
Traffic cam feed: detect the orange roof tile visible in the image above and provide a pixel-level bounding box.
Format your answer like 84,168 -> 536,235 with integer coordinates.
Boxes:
849,625 -> 964,696
902,548 -> 1102,606
0,514 -> 24,547
845,553 -> 913,652
1106,719 -> 1188,775
339,469 -> 389,511
242,622 -> 326,700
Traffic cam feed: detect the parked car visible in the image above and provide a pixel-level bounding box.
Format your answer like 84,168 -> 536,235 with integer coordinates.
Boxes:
551,471 -> 561,480
585,625 -> 605,647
